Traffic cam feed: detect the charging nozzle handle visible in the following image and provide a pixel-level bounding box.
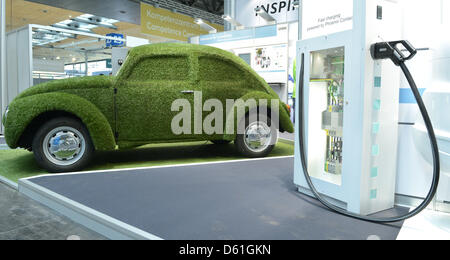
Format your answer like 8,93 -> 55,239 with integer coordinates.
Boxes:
390,40 -> 417,61
401,40 -> 417,60
371,40 -> 417,66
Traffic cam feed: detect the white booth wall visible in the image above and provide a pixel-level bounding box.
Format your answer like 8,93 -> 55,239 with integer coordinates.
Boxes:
232,0 -> 299,28
0,26 -> 33,134
190,23 -> 298,104
396,0 -> 450,206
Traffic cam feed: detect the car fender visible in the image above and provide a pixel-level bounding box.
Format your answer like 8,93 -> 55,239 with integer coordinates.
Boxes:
223,91 -> 294,141
4,92 -> 116,151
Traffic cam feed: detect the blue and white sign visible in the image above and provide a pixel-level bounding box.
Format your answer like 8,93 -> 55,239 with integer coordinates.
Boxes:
106,33 -> 125,47
198,25 -> 277,45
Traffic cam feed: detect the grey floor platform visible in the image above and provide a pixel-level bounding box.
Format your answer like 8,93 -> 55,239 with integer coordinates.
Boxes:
0,136 -> 7,149
279,131 -> 295,141
0,183 -> 106,240
23,157 -> 406,240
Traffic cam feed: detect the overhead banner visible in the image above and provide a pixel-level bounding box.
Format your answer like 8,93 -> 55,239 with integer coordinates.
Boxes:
140,2 -> 223,42
302,0 -> 353,39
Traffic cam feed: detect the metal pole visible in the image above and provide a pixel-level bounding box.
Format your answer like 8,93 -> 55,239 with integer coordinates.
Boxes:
0,0 -> 6,135
224,0 -> 236,31
85,52 -> 88,76
297,0 -> 302,40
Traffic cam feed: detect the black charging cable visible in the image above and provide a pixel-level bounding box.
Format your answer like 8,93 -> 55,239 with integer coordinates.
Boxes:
297,41 -> 440,223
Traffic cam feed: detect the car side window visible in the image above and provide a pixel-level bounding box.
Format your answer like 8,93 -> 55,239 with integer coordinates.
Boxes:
127,55 -> 190,81
198,56 -> 244,81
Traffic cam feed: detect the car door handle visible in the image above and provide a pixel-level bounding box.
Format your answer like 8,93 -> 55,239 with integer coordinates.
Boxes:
181,90 -> 194,94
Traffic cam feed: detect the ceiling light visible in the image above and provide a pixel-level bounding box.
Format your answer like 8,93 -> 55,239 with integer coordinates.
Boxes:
194,18 -> 217,34
254,7 -> 277,24
194,18 -> 204,24
221,15 -> 245,30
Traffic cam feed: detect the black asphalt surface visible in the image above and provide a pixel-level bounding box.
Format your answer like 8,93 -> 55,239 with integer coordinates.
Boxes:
28,157 -> 406,240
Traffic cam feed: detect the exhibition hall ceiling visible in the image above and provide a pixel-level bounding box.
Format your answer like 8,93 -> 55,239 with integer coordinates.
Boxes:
175,0 -> 224,16
6,0 -> 81,32
6,0 -> 170,63
26,0 -> 225,25
25,0 -> 141,25
6,0 -> 226,64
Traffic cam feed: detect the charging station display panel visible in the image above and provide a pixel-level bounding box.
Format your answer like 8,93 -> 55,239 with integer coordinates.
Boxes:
302,0 -> 353,40
307,47 -> 345,186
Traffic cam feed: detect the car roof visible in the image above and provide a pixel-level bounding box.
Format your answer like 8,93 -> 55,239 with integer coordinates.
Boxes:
128,43 -> 248,66
120,43 -> 275,96
130,43 -> 230,56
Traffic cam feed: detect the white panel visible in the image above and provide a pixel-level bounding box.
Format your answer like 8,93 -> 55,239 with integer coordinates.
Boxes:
6,32 -> 18,102
112,47 -> 130,76
6,26 -> 32,104
17,28 -> 31,94
234,0 -> 299,27
359,0 -> 402,214
396,125 -> 433,198
126,36 -> 150,47
444,0 -> 450,24
395,0 -> 450,207
301,0 -> 353,39
1,25 -> 33,134
189,36 -> 200,44
33,59 -> 65,73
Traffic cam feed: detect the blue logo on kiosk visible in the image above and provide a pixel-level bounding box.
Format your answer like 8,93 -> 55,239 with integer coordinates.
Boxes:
106,33 -> 124,47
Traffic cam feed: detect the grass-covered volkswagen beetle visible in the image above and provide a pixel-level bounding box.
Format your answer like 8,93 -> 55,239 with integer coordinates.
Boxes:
3,43 -> 293,173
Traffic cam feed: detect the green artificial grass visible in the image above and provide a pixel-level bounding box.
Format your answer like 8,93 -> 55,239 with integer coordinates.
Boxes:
0,140 -> 294,183
4,42 -> 293,152
5,92 -> 116,151
115,43 -> 293,143
15,75 -> 114,100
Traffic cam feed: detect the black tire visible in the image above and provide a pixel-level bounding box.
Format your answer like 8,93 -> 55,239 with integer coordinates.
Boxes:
235,112 -> 277,158
211,140 -> 232,145
32,117 -> 94,173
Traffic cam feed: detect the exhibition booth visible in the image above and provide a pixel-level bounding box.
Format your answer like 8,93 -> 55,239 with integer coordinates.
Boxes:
190,23 -> 298,105
0,0 -> 449,241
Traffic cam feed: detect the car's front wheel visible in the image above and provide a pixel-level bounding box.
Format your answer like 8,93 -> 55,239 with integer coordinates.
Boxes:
32,117 -> 94,173
235,112 -> 278,158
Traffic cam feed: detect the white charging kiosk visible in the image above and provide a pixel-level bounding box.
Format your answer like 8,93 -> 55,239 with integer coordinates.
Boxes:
294,0 -> 403,215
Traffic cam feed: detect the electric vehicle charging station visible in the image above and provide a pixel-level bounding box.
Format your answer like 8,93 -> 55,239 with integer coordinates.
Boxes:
294,0 -> 440,218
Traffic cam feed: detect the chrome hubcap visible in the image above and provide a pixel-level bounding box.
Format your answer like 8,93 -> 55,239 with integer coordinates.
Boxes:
244,121 -> 273,153
43,127 -> 85,166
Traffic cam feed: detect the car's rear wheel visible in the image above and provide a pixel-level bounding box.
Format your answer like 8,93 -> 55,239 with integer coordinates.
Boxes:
32,117 -> 94,173
235,112 -> 278,158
